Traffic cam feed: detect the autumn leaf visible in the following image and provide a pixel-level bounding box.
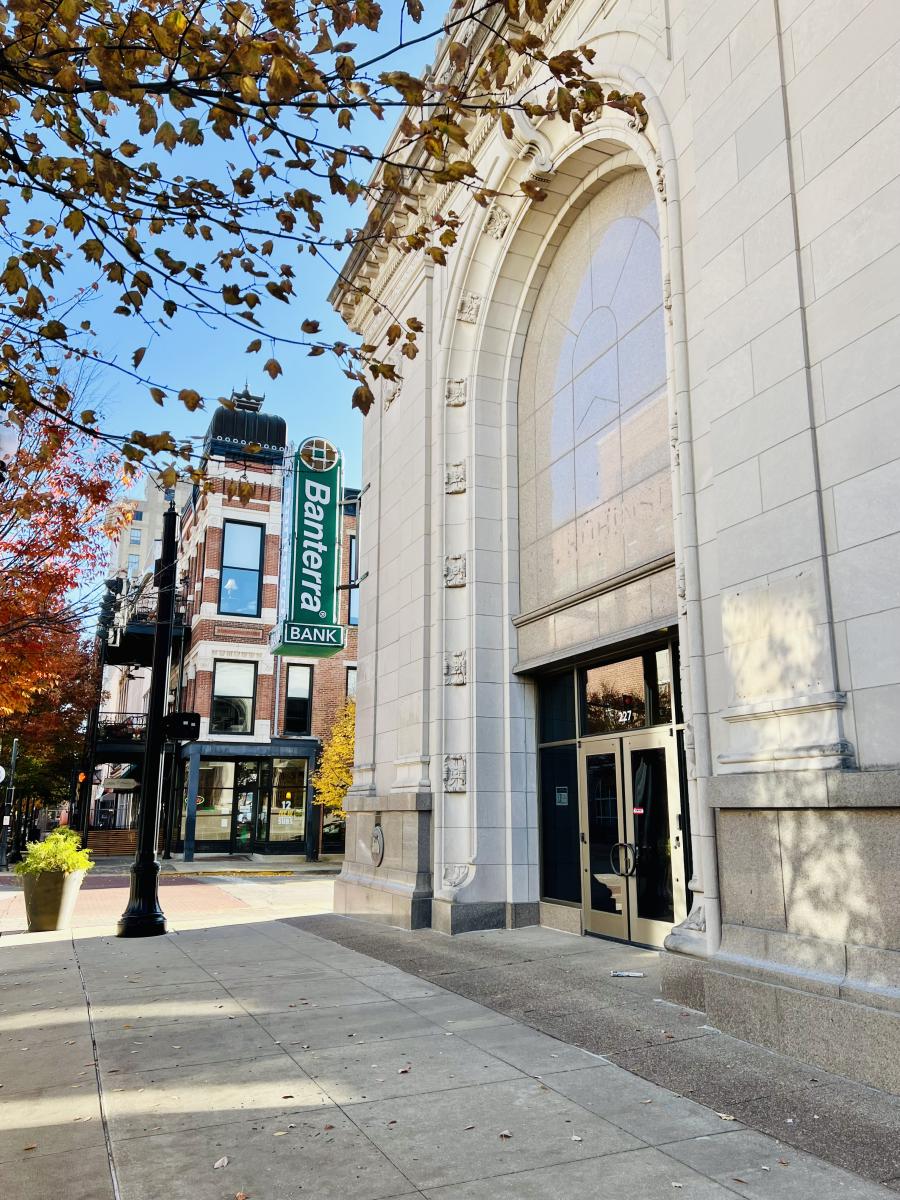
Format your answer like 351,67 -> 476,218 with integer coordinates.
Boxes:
178,389 -> 202,411
263,358 -> 282,379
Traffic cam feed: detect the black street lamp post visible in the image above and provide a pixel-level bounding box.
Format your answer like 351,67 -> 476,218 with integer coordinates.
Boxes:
117,501 -> 177,937
0,737 -> 18,870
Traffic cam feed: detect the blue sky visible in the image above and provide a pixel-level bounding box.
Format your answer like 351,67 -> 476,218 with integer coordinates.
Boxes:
85,8 -> 445,492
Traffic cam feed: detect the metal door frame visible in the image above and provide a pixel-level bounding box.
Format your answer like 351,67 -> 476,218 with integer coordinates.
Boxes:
578,728 -> 687,947
620,729 -> 687,947
577,737 -> 628,941
230,786 -> 259,854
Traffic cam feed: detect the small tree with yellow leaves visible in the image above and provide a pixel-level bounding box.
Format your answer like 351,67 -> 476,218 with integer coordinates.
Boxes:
313,699 -> 355,819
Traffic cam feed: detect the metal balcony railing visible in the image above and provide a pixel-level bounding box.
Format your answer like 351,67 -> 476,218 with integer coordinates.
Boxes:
96,712 -> 148,743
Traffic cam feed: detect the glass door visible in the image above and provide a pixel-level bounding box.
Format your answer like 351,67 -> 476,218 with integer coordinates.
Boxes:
578,740 -> 628,941
230,761 -> 260,854
231,788 -> 257,853
578,731 -> 687,947
621,731 -> 687,946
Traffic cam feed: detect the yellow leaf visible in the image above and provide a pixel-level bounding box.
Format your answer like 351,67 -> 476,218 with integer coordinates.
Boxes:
178,388 -> 202,411
267,55 -> 300,104
263,358 -> 282,379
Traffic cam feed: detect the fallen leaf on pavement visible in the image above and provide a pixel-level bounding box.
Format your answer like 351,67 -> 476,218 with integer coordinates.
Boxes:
778,1158 -> 790,1166
499,1130 -> 512,1140
672,1185 -> 683,1190
235,1193 -> 250,1199
273,1132 -> 287,1137
282,1095 -> 294,1099
213,1156 -> 229,1169
733,1179 -> 748,1185
571,1134 -> 583,1142
23,1144 -> 37,1152
323,1124 -> 334,1132
464,1124 -> 475,1131
716,1112 -> 736,1121
398,1066 -> 411,1074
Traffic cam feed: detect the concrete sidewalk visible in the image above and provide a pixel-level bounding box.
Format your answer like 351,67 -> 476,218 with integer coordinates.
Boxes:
1,913 -> 896,1200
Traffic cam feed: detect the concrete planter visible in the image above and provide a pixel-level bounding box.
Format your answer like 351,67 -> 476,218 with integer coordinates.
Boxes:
22,870 -> 86,932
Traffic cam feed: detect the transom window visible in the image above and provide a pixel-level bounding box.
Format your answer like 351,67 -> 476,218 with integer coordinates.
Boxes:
219,521 -> 264,617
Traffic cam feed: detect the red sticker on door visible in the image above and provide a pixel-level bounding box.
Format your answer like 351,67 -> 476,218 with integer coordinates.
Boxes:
632,807 -> 644,815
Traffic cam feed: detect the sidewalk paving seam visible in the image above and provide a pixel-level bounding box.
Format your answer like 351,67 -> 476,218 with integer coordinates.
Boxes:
148,926 -> 433,1198
71,933 -> 124,1200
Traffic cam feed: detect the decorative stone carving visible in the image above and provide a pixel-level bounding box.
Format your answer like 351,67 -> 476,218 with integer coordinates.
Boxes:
443,554 -> 467,588
370,824 -> 385,867
484,204 -> 511,240
655,155 -> 666,198
457,290 -> 482,324
443,863 -> 470,888
445,378 -> 467,407
443,650 -> 467,686
443,754 -> 466,792
663,273 -> 673,313
508,103 -> 556,181
444,462 -> 466,494
682,903 -> 707,933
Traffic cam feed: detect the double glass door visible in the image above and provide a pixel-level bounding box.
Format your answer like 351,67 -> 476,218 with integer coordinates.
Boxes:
578,730 -> 686,946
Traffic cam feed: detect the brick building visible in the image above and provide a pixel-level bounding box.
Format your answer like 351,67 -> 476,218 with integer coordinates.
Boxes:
172,389 -> 358,858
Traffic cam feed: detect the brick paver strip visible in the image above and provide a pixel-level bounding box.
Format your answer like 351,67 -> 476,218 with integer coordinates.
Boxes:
0,874 -> 247,930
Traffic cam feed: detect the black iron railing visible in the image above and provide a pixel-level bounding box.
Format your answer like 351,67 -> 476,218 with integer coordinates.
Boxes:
96,712 -> 148,742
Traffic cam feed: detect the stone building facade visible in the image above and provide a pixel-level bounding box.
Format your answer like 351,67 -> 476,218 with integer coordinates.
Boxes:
330,0 -> 900,1092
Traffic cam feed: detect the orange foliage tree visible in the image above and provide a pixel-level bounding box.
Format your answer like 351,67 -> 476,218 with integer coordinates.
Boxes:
0,632 -> 100,805
0,408 -> 118,717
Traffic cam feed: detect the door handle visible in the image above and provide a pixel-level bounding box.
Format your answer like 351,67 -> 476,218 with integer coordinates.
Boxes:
609,842 -> 628,876
624,842 -> 637,876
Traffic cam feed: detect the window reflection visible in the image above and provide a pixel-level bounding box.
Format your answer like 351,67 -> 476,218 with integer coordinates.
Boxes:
583,656 -> 646,734
518,170 -> 671,613
581,647 -> 675,735
269,758 -> 307,843
211,661 -> 256,734
219,521 -> 263,617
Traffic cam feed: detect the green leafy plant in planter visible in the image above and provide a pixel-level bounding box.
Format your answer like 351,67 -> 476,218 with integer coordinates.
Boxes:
14,828 -> 94,932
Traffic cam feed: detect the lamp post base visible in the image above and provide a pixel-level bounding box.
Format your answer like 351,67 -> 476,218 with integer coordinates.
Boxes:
117,860 -> 168,937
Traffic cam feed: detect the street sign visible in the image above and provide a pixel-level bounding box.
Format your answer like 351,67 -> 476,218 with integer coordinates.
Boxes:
273,437 -> 346,658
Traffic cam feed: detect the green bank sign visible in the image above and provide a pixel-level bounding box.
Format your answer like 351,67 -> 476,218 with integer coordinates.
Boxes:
273,437 -> 345,658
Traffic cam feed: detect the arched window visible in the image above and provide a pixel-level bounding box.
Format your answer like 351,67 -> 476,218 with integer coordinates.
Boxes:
518,171 -> 672,611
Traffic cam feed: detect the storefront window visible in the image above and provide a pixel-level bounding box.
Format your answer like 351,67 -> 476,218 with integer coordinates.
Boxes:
268,758 -> 307,843
211,661 -> 256,734
219,521 -> 264,616
193,760 -> 236,843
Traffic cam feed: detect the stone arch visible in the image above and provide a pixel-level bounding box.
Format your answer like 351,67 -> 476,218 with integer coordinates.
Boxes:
433,82 -> 717,954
